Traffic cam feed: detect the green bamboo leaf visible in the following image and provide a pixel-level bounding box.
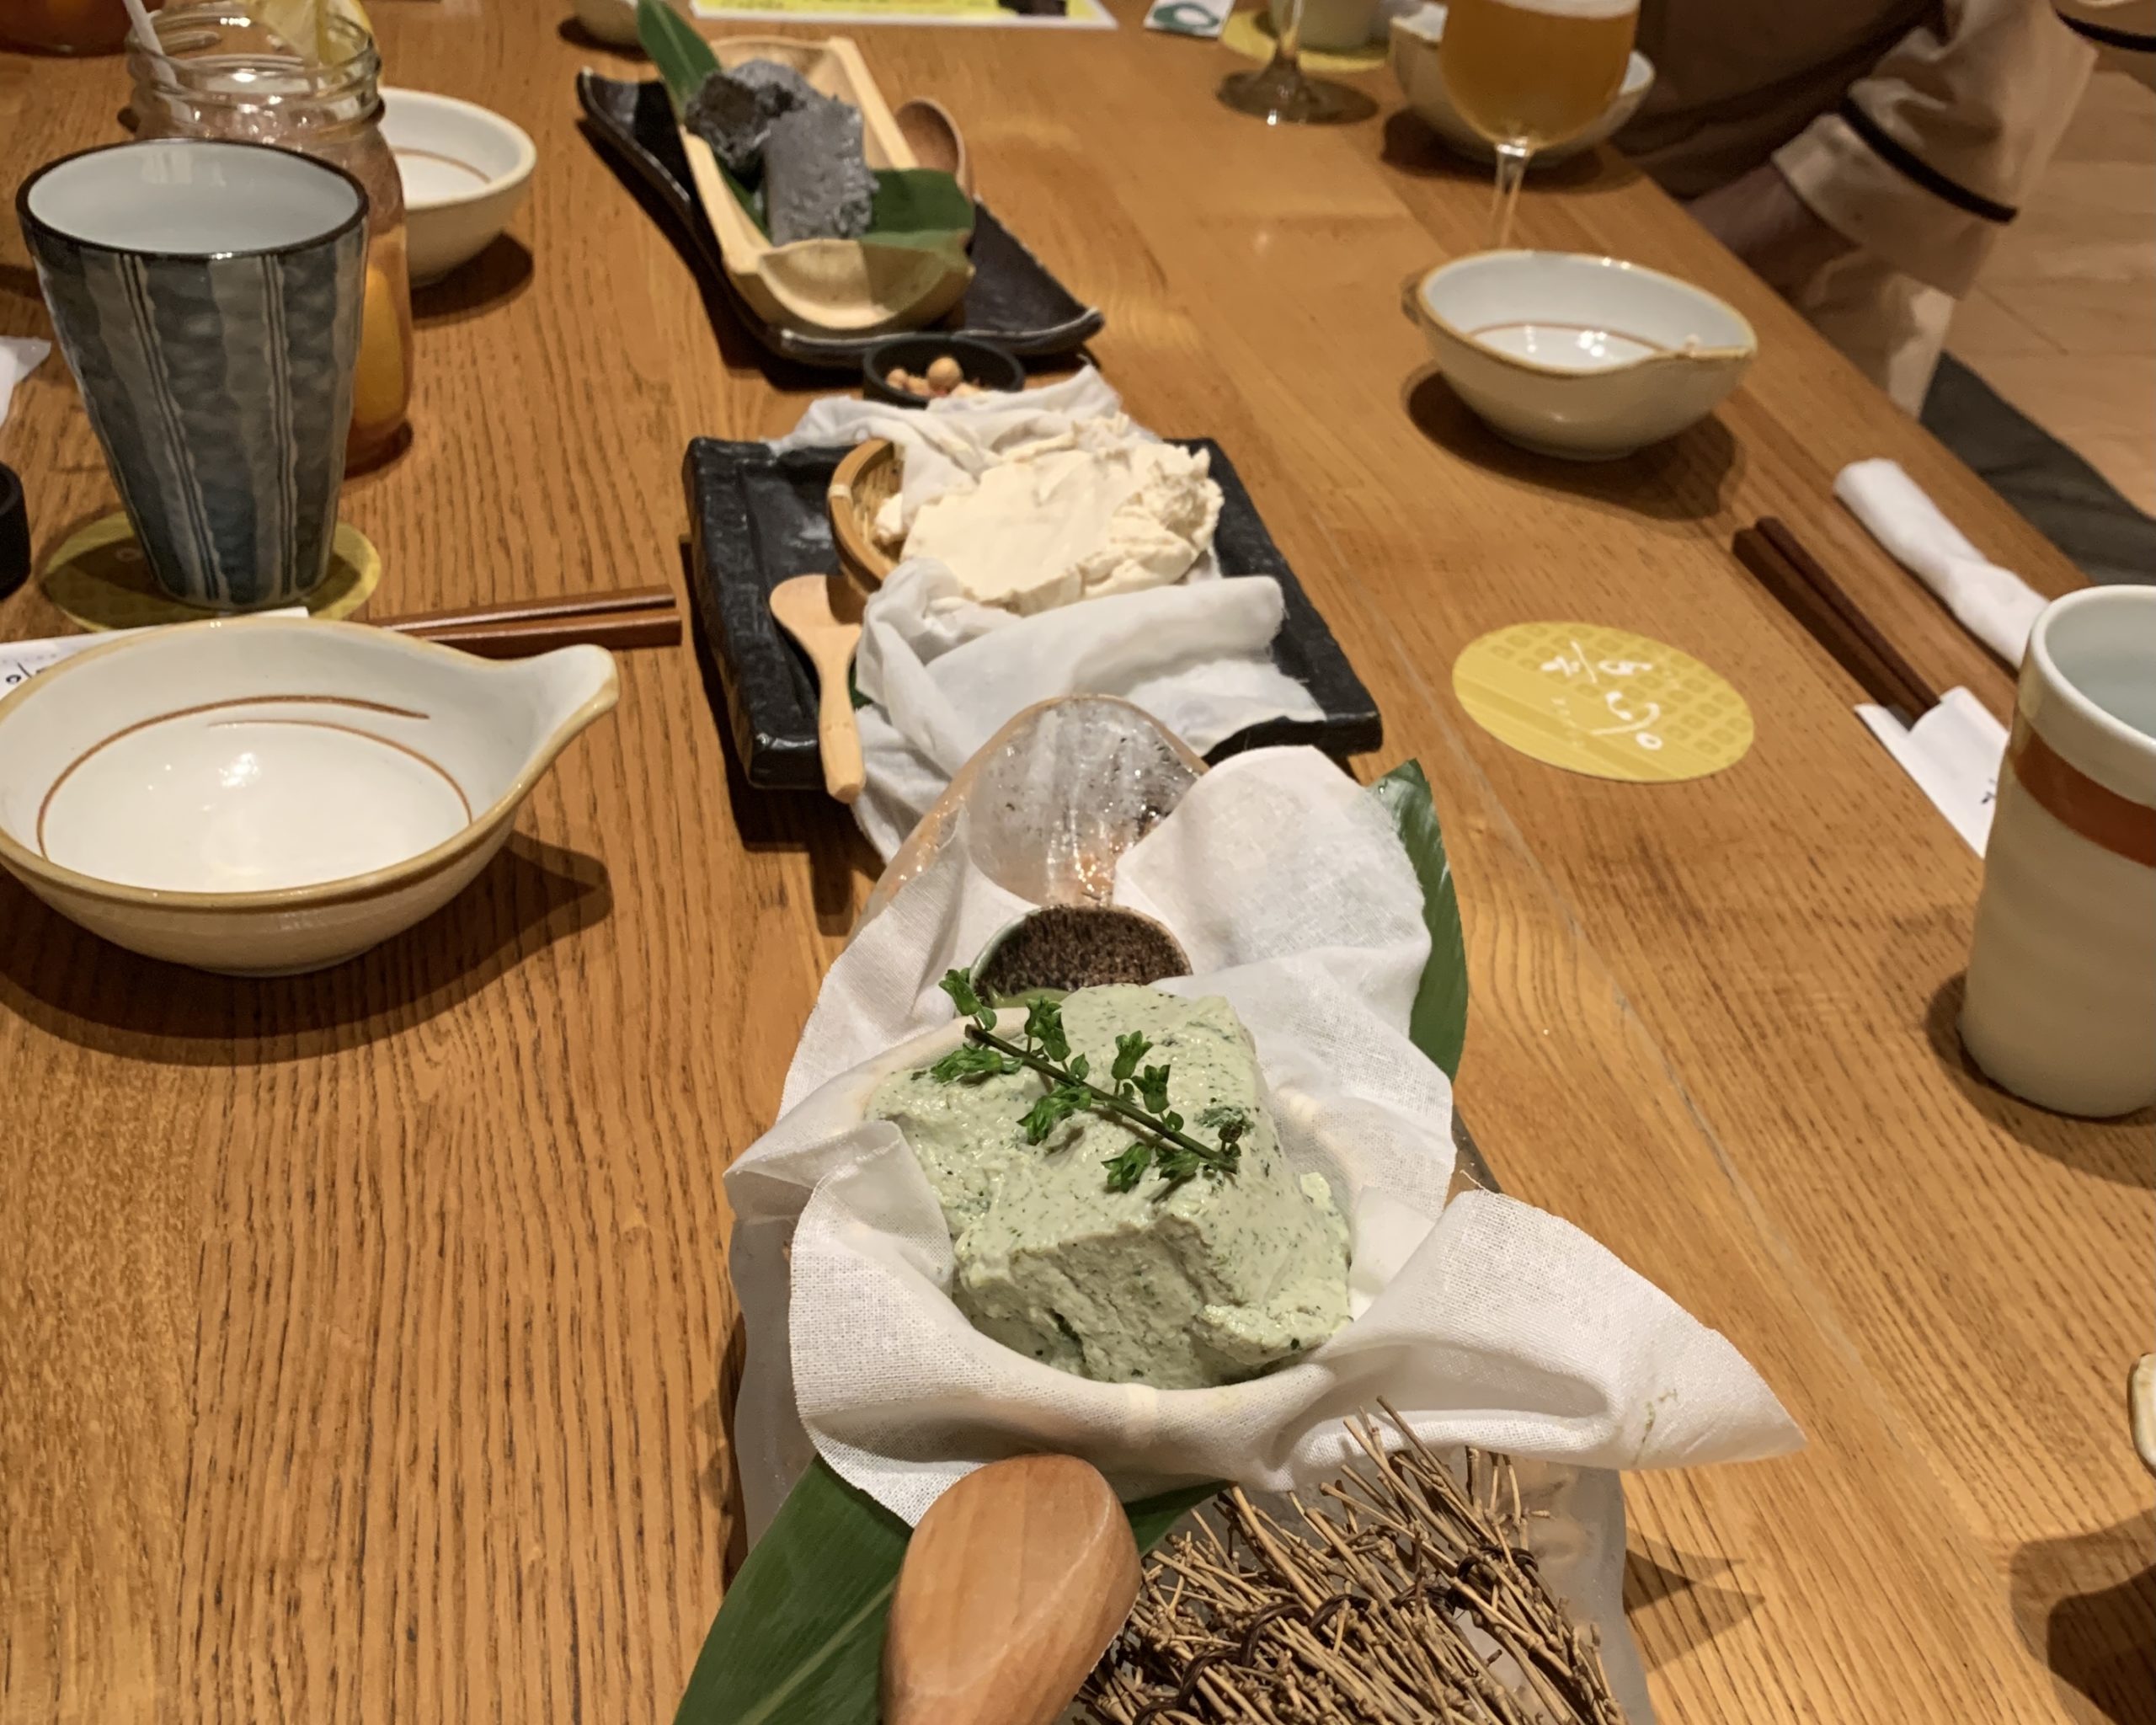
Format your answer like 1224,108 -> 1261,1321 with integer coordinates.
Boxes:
1371,760 -> 1470,1081
675,1462 -> 1223,1725
863,168 -> 976,254
638,0 -> 718,115
673,1461 -> 904,1725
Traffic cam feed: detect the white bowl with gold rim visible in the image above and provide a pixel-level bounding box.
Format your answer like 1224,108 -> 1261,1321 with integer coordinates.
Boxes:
380,87 -> 537,286
0,617 -> 617,975
1410,250 -> 1755,460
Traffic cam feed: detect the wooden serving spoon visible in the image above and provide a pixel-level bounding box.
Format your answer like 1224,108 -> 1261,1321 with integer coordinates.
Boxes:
895,97 -> 974,196
768,573 -> 866,804
883,1455 -> 1140,1725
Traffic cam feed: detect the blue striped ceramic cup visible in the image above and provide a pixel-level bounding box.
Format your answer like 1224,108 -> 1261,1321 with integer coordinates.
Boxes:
17,139 -> 367,611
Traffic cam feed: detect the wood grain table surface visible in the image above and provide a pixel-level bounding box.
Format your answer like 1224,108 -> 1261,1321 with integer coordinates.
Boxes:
1,4 -> 2148,1722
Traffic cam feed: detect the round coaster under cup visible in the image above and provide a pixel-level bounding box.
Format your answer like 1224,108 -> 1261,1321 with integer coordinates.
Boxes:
1452,621 -> 1754,782
40,510 -> 382,633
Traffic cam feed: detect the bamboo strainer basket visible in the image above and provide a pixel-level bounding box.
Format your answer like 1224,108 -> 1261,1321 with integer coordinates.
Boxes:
828,438 -> 901,588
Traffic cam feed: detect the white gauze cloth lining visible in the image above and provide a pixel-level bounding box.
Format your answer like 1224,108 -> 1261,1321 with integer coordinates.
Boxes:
769,369 -> 1323,857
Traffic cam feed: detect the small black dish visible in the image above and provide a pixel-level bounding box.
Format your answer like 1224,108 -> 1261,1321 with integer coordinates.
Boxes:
862,334 -> 1027,408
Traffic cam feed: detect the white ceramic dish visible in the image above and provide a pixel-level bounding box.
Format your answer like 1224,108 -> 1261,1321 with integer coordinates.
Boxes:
0,617 -> 617,974
379,87 -> 537,286
1411,251 -> 1755,459
1389,3 -> 1655,167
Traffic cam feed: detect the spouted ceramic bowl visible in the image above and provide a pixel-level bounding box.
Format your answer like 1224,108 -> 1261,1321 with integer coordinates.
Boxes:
0,617 -> 617,973
1410,251 -> 1755,459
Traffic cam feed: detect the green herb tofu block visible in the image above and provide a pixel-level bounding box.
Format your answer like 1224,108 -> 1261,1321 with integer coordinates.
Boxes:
868,986 -> 1351,1389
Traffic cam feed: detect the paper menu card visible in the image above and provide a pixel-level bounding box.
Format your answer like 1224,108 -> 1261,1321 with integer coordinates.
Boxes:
1855,687 -> 2007,856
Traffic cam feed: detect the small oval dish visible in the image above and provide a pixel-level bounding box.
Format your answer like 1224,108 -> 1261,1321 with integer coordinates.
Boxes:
1390,3 -> 1654,167
861,333 -> 1024,407
379,87 -> 538,286
1411,251 -> 1755,459
0,617 -> 617,974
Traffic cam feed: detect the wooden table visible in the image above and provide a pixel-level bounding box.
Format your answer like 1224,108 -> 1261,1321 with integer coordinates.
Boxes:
2,7 -> 2148,1722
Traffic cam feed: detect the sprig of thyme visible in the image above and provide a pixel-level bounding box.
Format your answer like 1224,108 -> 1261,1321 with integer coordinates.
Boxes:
932,969 -> 1247,1193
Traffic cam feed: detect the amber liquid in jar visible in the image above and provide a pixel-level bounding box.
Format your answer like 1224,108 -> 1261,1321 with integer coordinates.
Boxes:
129,4 -> 413,467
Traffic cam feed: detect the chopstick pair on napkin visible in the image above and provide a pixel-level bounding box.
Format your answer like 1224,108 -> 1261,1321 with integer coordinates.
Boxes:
1825,458 -> 2066,852
1739,467 -> 2032,854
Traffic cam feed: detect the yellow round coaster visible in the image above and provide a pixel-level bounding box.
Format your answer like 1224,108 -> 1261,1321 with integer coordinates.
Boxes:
1452,622 -> 1754,782
42,512 -> 382,632
1222,8 -> 1388,73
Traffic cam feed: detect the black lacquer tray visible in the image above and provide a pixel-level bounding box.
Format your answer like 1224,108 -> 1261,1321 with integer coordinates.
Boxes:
683,436 -> 1385,790
577,72 -> 1106,369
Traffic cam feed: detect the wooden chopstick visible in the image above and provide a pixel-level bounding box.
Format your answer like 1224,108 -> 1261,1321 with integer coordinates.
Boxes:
1757,518 -> 1940,713
373,586 -> 676,633
371,587 -> 681,658
1734,520 -> 1939,717
393,608 -> 681,659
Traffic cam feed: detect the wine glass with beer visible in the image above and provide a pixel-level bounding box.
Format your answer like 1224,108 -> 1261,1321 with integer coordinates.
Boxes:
1438,0 -> 1638,244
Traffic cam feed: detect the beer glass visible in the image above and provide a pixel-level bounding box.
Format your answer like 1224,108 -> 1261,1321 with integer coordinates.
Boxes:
1438,0 -> 1638,243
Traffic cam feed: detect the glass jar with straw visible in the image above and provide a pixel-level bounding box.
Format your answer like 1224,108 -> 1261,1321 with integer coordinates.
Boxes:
126,0 -> 414,467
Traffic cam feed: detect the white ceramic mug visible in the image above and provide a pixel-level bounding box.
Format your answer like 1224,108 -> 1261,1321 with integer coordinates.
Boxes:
1960,586 -> 2156,1116
1273,0 -> 1382,51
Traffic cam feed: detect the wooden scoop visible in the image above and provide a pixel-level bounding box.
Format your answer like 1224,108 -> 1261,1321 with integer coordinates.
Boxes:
895,97 -> 973,195
769,573 -> 866,804
883,1455 -> 1140,1725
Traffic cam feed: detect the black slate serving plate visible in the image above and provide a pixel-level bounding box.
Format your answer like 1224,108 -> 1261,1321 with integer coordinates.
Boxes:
685,436 -> 1385,790
577,72 -> 1106,369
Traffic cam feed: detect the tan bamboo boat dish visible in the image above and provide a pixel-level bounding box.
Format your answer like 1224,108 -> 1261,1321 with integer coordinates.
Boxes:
680,37 -> 974,335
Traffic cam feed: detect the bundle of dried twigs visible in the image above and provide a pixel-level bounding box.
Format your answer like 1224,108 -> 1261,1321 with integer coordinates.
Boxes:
1080,1405 -> 1625,1724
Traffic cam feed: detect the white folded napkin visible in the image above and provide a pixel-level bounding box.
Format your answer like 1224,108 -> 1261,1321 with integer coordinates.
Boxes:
1854,687 -> 2007,855
0,336 -> 50,430
1834,459 -> 2047,665
771,371 -> 1324,857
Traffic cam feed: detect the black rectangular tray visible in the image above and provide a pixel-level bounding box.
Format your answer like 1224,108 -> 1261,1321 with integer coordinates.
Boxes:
577,72 -> 1106,369
685,436 -> 1384,790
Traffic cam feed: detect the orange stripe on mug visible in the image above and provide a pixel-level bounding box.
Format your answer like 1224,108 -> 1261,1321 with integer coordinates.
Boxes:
2008,718 -> 2156,869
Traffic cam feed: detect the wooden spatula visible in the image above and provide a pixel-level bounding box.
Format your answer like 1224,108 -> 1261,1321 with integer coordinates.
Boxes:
769,573 -> 866,804
883,1455 -> 1140,1725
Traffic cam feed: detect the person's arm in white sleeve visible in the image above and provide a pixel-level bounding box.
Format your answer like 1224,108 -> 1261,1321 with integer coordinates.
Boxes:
1769,0 -> 2095,296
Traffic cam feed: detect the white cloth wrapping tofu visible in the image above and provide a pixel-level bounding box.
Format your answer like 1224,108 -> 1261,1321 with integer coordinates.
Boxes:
770,371 -> 1325,857
725,749 -> 1802,1558
1835,458 -> 2049,665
